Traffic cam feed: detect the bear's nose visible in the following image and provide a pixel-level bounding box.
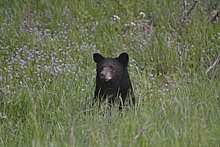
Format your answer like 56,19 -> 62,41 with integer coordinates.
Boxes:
100,73 -> 105,79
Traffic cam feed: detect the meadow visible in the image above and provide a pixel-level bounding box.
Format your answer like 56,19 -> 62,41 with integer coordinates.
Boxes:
0,0 -> 220,146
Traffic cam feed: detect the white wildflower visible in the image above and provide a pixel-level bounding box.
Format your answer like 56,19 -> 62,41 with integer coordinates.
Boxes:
124,23 -> 129,27
112,15 -> 120,21
130,22 -> 136,26
139,12 -> 145,18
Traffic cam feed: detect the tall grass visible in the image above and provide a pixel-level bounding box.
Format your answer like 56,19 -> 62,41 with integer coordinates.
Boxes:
0,0 -> 220,146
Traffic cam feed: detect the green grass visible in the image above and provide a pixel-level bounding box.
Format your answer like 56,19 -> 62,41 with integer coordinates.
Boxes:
0,0 -> 220,146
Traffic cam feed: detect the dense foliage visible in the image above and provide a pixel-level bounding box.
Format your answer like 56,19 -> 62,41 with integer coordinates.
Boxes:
0,0 -> 219,146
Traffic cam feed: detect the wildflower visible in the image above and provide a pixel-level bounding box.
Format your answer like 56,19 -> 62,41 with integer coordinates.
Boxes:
130,22 -> 136,26
139,12 -> 145,18
112,15 -> 120,21
2,115 -> 7,119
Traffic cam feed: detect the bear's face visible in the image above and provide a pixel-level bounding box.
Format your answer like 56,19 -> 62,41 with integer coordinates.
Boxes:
93,53 -> 129,82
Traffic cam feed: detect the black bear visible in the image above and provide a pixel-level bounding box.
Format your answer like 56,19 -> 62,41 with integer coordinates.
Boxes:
93,52 -> 135,111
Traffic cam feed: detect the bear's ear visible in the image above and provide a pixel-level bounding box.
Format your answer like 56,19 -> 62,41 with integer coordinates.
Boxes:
118,52 -> 129,66
93,53 -> 105,63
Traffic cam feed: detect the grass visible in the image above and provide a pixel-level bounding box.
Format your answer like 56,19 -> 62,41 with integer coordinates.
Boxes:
0,0 -> 220,146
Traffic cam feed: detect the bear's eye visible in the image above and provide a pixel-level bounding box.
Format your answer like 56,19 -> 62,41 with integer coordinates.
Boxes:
109,65 -> 114,70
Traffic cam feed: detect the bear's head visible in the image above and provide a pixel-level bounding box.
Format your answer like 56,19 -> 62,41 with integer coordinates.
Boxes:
93,53 -> 129,82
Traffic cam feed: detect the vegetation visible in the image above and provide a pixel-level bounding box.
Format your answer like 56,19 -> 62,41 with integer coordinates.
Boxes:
0,0 -> 219,146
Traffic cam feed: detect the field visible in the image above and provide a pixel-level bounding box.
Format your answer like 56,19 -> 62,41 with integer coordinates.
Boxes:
0,0 -> 220,146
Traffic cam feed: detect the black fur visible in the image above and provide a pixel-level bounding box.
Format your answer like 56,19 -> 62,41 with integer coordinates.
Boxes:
93,52 -> 135,111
